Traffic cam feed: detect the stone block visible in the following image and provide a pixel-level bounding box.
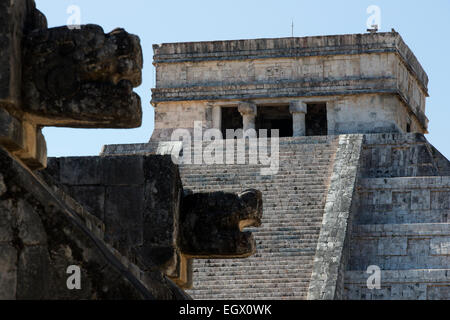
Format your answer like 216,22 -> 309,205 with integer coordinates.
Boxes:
23,127 -> 47,170
67,186 -> 105,220
417,145 -> 433,164
0,108 -> 23,151
142,156 -> 182,248
427,285 -> 450,300
431,191 -> 450,210
391,283 -> 427,300
0,245 -> 17,300
60,157 -> 103,185
374,190 -> 392,205
411,189 -> 431,210
430,237 -> 450,256
391,147 -> 407,168
14,122 -> 47,170
104,186 -> 144,253
16,199 -> 47,245
0,199 -> 14,243
378,238 -> 407,256
0,0 -> 27,109
16,246 -> 52,299
360,286 -> 392,300
392,192 -> 411,211
103,156 -> 144,186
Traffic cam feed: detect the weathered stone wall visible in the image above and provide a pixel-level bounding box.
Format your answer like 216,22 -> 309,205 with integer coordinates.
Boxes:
0,147 -> 188,299
344,133 -> 450,300
44,154 -> 263,291
360,133 -> 439,177
152,101 -> 213,141
45,155 -> 187,286
155,53 -> 397,89
0,0 -> 200,300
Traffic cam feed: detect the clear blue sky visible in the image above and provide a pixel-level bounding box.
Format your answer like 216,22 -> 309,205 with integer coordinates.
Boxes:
36,0 -> 450,159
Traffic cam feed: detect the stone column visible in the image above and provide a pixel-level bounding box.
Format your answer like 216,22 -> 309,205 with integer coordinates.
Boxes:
238,102 -> 257,132
212,105 -> 222,130
289,101 -> 307,137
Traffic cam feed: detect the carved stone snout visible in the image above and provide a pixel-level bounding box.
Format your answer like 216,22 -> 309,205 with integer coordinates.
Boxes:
179,189 -> 263,259
22,24 -> 143,128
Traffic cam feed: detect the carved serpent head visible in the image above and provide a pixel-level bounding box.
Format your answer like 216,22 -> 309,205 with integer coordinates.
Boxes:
179,189 -> 263,258
22,24 -> 143,128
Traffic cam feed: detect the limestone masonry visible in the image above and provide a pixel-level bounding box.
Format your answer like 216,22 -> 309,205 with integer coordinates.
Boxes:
151,32 -> 428,141
104,31 -> 450,299
0,0 -> 262,299
0,0 -> 449,300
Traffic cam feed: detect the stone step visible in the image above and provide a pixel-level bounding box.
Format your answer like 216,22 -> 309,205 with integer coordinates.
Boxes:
253,226 -> 323,231
181,180 -> 330,186
193,267 -> 314,275
191,282 -> 311,292
189,292 -> 308,300
352,223 -> 450,237
192,267 -> 313,276
192,283 -> 312,291
355,209 -> 450,225
193,261 -> 315,269
181,138 -> 338,300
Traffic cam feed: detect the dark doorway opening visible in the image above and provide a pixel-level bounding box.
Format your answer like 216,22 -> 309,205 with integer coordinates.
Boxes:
221,107 -> 242,138
256,105 -> 293,138
306,103 -> 327,136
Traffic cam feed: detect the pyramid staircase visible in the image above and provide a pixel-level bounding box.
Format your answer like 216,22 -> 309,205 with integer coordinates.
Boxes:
179,136 -> 339,300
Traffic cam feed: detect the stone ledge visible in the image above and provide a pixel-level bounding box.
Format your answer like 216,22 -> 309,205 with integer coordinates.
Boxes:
153,32 -> 428,93
101,136 -> 340,157
363,132 -> 428,145
151,77 -> 398,103
345,269 -> 450,284
353,223 -> 450,238
359,177 -> 450,189
151,82 -> 428,130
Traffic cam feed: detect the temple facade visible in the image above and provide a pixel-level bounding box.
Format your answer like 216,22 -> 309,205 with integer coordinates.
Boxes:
151,32 -> 428,141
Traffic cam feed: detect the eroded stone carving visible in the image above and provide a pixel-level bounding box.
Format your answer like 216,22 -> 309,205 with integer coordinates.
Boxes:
180,189 -> 263,258
44,156 -> 264,290
22,25 -> 143,128
0,0 -> 143,169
